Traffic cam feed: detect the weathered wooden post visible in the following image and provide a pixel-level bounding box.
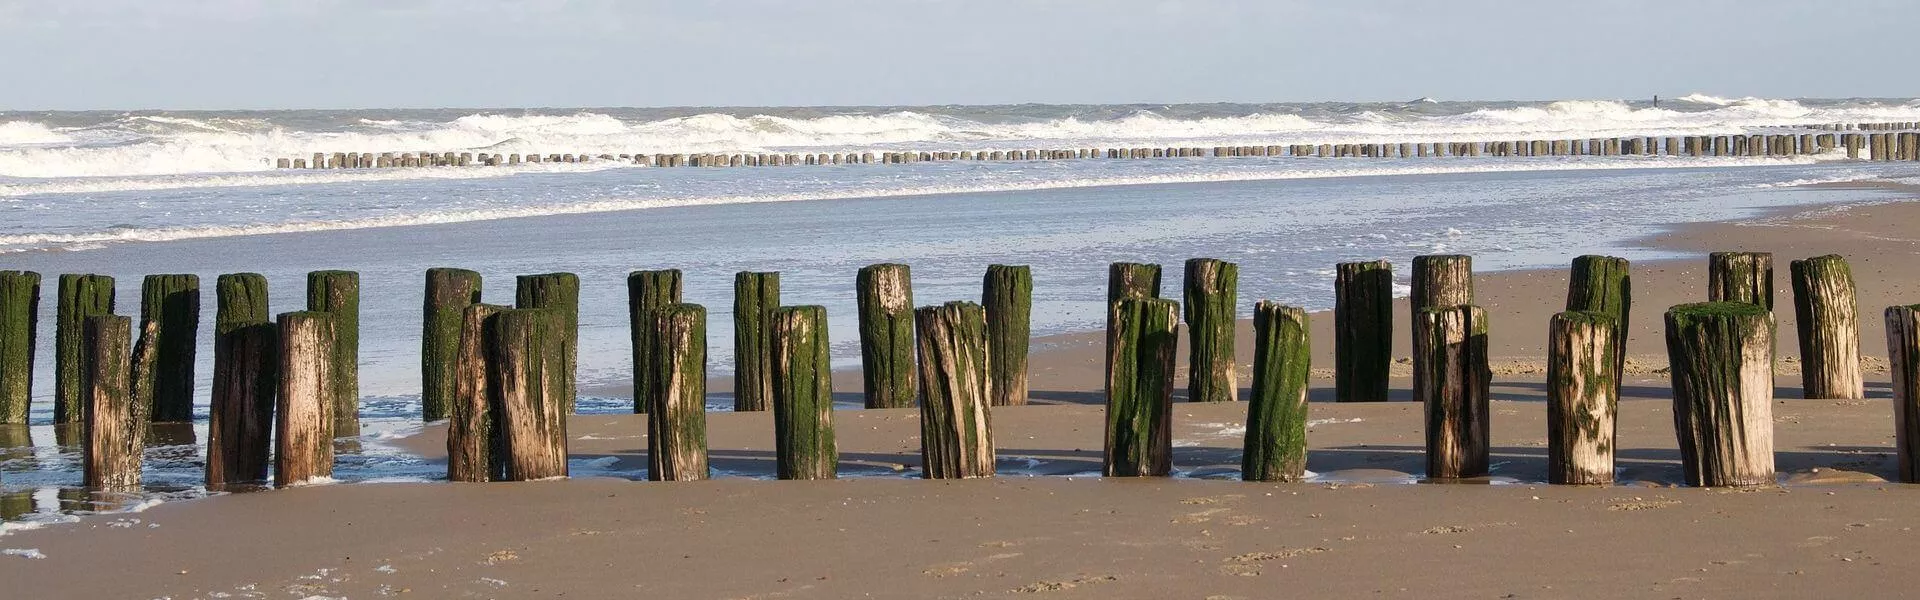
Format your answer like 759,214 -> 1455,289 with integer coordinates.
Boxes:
1105,297 -> 1178,477
1414,305 -> 1489,479
772,306 -> 836,480
306,270 -> 360,435
0,271 -> 37,424
1707,252 -> 1773,310
56,274 -> 115,425
422,268 -> 482,421
275,311 -> 336,486
517,272 -> 579,414
83,315 -> 143,489
1665,302 -> 1775,486
1335,260 -> 1392,402
1547,311 -> 1617,485
914,301 -> 995,479
1242,302 -> 1309,482
448,303 -> 506,482
1566,255 -> 1631,393
208,274 -> 277,487
856,263 -> 916,409
1412,254 -> 1474,312
1790,255 -> 1862,399
489,308 -> 569,481
982,264 -> 1031,407
1888,305 -> 1920,482
626,269 -> 681,414
733,272 -> 779,412
1105,262 -> 1162,380
648,304 -> 709,481
1183,258 -> 1238,402
138,274 -> 199,423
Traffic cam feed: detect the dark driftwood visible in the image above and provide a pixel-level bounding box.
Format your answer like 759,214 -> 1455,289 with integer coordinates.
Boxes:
517,273 -> 579,414
490,308 -> 569,481
1243,302 -> 1309,482
627,269 -> 682,414
56,274 -> 115,425
982,265 -> 1031,407
1105,297 -> 1178,477
422,268 -> 482,421
1334,260 -> 1391,403
208,274 -> 276,488
306,270 -> 360,435
772,306 -> 836,480
914,301 -> 995,479
1791,255 -> 1862,399
1183,258 -> 1238,403
275,311 -> 336,486
1414,305 -> 1489,480
1665,302 -> 1775,487
733,272 -> 779,412
648,304 -> 710,481
0,271 -> 38,424
1547,311 -> 1618,485
856,264 -> 915,408
83,315 -> 144,490
139,274 -> 199,423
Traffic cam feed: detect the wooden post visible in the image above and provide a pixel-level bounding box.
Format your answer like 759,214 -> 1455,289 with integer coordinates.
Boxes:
1566,255 -> 1631,395
648,304 -> 709,481
138,274 -> 199,423
208,274 -> 277,487
1334,260 -> 1392,402
1105,262 -> 1162,381
489,308 -> 569,480
517,272 -> 580,414
448,304 -> 506,482
422,268 -> 482,421
1791,255 -> 1862,399
733,272 -> 779,412
1412,254 -> 1473,311
914,301 -> 995,479
1183,258 -> 1238,402
1105,297 -> 1178,477
982,265 -> 1032,407
0,271 -> 37,424
306,270 -> 360,435
1414,305 -> 1489,480
1707,252 -> 1773,311
1242,302 -> 1309,482
626,270 -> 682,414
83,315 -> 143,489
275,311 -> 336,486
1547,311 -> 1617,485
56,274 -> 115,425
1665,302 -> 1775,487
772,306 -> 836,480
1888,305 -> 1920,482
856,263 -> 916,409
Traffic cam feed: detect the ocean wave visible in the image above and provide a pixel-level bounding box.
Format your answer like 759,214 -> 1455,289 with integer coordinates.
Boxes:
0,96 -> 1916,179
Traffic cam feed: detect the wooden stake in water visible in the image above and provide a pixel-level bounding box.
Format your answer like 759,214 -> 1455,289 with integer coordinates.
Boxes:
732,272 -> 780,412
1547,311 -> 1617,485
422,268 -> 482,421
56,274 -> 115,425
772,306 -> 837,480
0,271 -> 38,425
275,311 -> 336,486
627,269 -> 682,414
1414,305 -> 1489,479
448,304 -> 506,482
1243,302 -> 1309,482
1664,302 -> 1775,487
1105,262 -> 1162,381
647,304 -> 710,481
914,301 -> 995,479
517,273 -> 579,414
1790,255 -> 1862,399
1183,258 -> 1238,403
490,308 -> 569,481
1334,260 -> 1391,403
140,274 -> 200,423
856,264 -> 916,409
306,270 -> 360,435
83,315 -> 144,490
208,274 -> 277,487
982,265 -> 1032,407
1105,297 -> 1178,477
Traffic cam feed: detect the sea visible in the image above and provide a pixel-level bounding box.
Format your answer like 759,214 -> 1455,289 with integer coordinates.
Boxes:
3,93 -> 1920,528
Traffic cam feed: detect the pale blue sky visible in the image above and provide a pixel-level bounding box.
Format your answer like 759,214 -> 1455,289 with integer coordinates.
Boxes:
1,0 -> 1914,110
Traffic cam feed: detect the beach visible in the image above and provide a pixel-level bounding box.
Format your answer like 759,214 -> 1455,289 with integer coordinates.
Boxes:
6,179 -> 1920,598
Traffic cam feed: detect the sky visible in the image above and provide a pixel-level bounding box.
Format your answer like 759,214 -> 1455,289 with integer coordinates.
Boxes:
0,0 -> 1914,110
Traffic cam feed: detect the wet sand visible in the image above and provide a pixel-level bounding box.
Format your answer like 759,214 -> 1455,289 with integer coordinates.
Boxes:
8,182 -> 1920,598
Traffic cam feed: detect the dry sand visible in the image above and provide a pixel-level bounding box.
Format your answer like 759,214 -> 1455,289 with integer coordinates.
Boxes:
8,183 -> 1920,599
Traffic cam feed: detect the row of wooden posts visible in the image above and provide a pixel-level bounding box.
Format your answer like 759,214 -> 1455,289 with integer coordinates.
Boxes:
8,248 -> 1912,490
274,126 -> 1920,170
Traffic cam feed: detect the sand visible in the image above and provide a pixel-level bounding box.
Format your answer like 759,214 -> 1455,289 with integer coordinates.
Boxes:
7,183 -> 1920,598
